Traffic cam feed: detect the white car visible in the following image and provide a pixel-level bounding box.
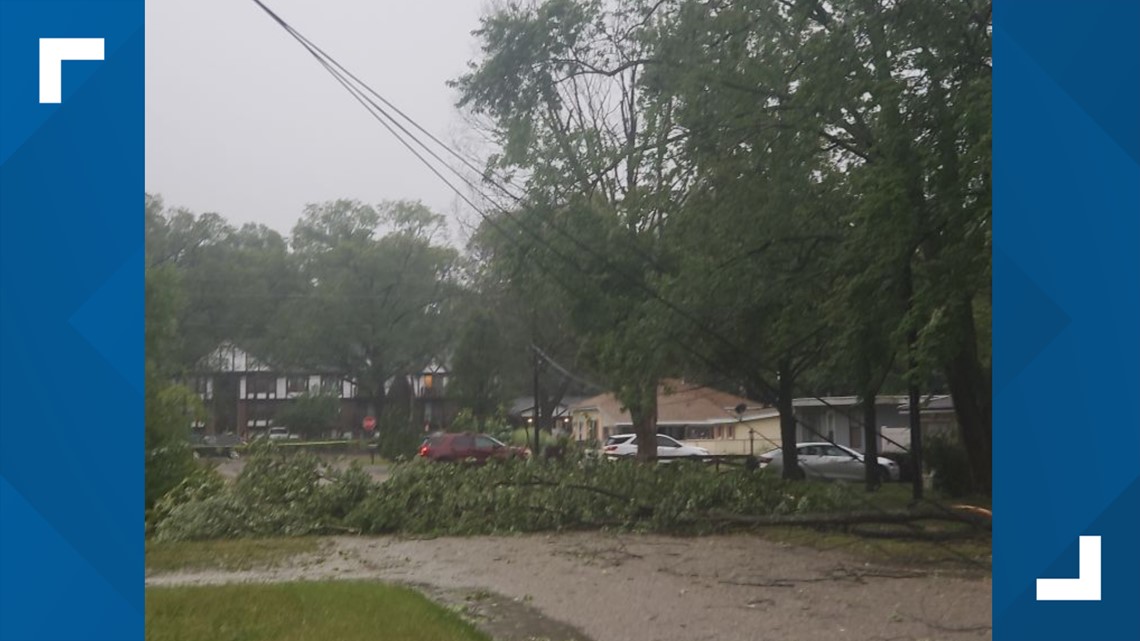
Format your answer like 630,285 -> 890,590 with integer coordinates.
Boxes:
601,433 -> 710,461
759,442 -> 899,482
267,427 -> 290,441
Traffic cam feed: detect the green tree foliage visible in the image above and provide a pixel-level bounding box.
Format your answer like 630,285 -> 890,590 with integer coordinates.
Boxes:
145,246 -> 201,510
146,194 -> 298,369
455,0 -> 693,460
274,392 -> 341,439
274,199 -> 459,423
455,0 -> 991,489
460,215 -> 601,447
448,309 -> 511,429
153,447 -> 849,541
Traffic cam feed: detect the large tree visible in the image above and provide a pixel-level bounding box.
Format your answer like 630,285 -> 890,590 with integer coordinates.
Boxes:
144,239 -> 200,509
275,199 -> 459,431
145,194 -> 298,369
455,0 -> 692,461
640,0 -> 991,487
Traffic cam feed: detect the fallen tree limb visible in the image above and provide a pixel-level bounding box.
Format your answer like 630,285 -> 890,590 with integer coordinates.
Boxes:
702,509 -> 991,530
493,478 -> 634,503
721,565 -> 928,588
848,525 -> 987,541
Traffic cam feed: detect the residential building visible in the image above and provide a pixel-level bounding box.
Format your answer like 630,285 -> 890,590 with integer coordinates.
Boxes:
569,381 -> 780,455
791,395 -> 911,450
507,395 -> 588,432
188,342 -> 362,437
408,359 -> 458,432
569,382 -> 950,455
882,395 -> 959,452
190,344 -> 460,437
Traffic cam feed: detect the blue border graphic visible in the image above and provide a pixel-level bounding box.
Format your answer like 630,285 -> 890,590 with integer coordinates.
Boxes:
994,1 -> 1140,639
0,1 -> 143,640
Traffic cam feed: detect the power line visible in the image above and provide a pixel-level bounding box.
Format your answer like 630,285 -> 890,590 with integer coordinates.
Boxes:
242,1 -> 977,557
244,0 -> 923,445
243,0 -> 932,455
247,0 -> 792,398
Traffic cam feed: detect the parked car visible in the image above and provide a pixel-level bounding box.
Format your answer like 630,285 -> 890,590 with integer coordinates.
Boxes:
418,432 -> 530,463
601,433 -> 710,461
268,427 -> 290,441
758,442 -> 899,482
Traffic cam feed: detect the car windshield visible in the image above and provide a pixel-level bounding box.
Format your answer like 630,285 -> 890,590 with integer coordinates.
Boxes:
269,428 -> 287,434
605,435 -> 634,446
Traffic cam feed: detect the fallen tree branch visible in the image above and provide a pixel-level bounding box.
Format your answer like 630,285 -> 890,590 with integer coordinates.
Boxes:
493,479 -> 636,503
848,525 -> 986,541
703,509 -> 991,530
720,565 -> 927,588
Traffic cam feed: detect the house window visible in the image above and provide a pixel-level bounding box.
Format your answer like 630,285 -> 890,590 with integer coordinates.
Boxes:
321,376 -> 342,396
192,377 -> 210,396
686,425 -> 712,440
247,374 -> 276,398
287,376 -> 309,395
723,424 -> 734,439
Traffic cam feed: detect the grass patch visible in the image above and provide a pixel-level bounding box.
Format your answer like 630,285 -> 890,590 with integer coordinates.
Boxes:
146,538 -> 321,573
146,582 -> 490,641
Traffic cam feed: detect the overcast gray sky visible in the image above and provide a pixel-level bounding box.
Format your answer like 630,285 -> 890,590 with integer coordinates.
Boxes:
145,0 -> 490,242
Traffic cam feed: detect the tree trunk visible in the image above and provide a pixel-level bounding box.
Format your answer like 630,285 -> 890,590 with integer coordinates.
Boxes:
862,391 -> 880,491
908,353 -> 924,502
540,377 -> 573,438
944,296 -> 992,494
776,363 -> 801,480
630,387 -> 659,463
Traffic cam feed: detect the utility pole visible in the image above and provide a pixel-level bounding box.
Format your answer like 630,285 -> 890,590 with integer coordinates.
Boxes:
532,347 -> 541,457
908,336 -> 924,502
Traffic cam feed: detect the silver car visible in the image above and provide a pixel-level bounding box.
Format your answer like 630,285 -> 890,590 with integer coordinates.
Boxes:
759,442 -> 899,482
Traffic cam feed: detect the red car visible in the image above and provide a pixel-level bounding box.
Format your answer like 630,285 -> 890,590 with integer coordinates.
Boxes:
418,432 -> 530,463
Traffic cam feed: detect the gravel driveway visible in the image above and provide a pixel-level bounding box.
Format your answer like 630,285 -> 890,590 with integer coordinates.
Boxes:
147,533 -> 991,641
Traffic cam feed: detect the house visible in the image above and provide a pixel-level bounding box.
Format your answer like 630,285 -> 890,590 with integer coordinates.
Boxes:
881,395 -> 959,452
791,395 -> 912,450
569,381 -> 781,455
188,342 -> 363,437
569,381 -> 952,455
506,395 -> 588,432
408,359 -> 458,432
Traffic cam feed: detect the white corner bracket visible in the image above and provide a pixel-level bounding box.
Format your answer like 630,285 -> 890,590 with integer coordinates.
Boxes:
39,38 -> 105,104
1036,535 -> 1102,601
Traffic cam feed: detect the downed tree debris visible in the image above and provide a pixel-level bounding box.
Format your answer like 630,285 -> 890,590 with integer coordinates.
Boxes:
702,508 -> 992,531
